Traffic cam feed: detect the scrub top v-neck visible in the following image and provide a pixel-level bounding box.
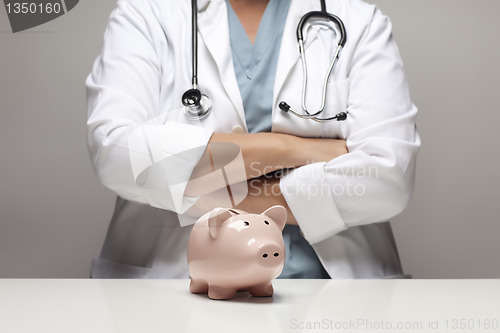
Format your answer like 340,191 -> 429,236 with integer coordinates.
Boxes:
226,0 -> 289,133
226,0 -> 330,279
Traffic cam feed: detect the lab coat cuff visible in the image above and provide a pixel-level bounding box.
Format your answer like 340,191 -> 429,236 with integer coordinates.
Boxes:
280,163 -> 347,244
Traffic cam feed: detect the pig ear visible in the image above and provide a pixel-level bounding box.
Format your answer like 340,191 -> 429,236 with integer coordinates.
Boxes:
208,208 -> 233,239
262,205 -> 287,231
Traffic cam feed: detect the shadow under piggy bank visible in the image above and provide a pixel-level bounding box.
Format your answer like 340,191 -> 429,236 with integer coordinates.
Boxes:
191,291 -> 275,304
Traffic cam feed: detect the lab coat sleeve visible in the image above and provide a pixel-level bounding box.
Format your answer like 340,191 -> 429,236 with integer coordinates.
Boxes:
86,0 -> 213,213
280,6 -> 420,244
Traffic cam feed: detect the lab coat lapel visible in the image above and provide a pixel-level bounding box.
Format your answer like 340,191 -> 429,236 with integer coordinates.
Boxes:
197,0 -> 246,126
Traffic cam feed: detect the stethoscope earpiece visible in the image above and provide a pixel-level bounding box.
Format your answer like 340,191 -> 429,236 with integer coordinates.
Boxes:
280,99 -> 348,122
336,112 -> 348,121
278,102 -> 291,112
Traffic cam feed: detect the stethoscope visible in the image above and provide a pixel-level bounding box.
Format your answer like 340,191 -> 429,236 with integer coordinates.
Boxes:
182,0 -> 348,123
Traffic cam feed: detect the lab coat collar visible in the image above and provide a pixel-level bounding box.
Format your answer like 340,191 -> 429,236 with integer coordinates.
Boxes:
198,0 -> 223,13
197,0 -> 246,127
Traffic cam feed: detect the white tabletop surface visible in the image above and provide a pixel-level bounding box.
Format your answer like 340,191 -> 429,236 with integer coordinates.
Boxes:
1,279 -> 499,333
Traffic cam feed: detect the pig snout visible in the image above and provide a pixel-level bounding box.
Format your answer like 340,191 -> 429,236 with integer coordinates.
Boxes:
257,244 -> 283,268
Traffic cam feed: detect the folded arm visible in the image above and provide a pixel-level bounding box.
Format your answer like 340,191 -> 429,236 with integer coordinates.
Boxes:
185,132 -> 348,222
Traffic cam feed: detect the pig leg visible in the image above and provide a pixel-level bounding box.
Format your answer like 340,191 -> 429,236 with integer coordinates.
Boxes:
190,279 -> 209,294
207,285 -> 237,300
248,282 -> 274,297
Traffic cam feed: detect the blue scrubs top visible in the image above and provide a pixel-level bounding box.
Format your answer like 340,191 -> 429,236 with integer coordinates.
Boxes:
226,0 -> 330,278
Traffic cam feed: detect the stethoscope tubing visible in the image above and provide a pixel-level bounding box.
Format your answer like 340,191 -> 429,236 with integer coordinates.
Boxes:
183,0 -> 212,120
296,11 -> 347,47
191,0 -> 198,88
299,39 -> 343,117
289,10 -> 347,122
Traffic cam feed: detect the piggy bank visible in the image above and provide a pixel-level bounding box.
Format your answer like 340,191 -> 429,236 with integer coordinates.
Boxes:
187,205 -> 287,300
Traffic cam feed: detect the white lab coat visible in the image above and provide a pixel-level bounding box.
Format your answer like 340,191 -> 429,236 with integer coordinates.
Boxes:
86,0 -> 420,278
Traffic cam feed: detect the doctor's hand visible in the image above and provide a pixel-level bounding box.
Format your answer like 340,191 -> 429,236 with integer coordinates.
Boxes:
183,174 -> 298,225
236,174 -> 299,226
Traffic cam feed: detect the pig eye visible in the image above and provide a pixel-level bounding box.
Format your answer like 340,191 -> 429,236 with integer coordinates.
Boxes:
244,221 -> 250,226
264,220 -> 269,225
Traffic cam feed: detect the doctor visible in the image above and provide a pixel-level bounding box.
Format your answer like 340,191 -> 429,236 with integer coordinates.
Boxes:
86,0 -> 420,279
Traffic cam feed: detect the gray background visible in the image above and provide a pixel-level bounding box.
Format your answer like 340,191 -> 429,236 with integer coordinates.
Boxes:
1,0 -> 499,278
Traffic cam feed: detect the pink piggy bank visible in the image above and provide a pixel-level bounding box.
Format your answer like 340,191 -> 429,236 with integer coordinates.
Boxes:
187,205 -> 287,300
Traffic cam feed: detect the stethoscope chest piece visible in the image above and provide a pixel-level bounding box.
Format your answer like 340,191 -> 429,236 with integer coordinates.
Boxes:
182,88 -> 212,120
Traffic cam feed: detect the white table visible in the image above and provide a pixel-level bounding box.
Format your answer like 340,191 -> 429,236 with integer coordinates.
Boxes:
1,279 -> 499,333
